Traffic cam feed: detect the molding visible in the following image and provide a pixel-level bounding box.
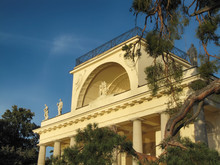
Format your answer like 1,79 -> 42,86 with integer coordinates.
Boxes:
34,83 -> 190,135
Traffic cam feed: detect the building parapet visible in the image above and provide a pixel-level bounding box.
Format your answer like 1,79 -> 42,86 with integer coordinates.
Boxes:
75,27 -> 189,66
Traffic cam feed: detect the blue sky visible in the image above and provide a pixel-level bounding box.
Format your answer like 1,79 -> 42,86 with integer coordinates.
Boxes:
0,0 -> 219,126
0,0 -> 136,123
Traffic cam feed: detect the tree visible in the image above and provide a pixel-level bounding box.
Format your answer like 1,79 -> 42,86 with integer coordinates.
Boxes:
127,0 -> 220,137
0,105 -> 39,165
122,0 -> 220,164
49,123 -> 137,165
156,137 -> 220,165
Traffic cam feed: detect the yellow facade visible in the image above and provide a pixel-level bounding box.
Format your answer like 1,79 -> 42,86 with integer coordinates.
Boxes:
33,30 -> 220,165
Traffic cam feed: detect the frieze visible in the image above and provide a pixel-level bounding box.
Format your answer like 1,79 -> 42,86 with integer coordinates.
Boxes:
36,84 -> 189,135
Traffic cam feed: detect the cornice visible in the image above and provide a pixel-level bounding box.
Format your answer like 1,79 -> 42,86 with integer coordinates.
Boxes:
33,83 -> 189,135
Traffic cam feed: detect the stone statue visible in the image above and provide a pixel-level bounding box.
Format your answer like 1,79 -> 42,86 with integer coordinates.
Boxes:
99,81 -> 108,96
187,44 -> 198,66
57,99 -> 63,115
44,104 -> 49,120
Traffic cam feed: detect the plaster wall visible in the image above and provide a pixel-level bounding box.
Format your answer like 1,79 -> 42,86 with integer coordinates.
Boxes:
180,124 -> 195,142
205,111 -> 220,153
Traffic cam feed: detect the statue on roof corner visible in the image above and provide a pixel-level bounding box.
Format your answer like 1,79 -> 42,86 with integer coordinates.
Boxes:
57,99 -> 63,115
99,81 -> 108,96
44,104 -> 49,120
187,44 -> 198,66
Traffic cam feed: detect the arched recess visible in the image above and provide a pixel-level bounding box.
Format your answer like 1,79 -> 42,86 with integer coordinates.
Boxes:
77,62 -> 130,108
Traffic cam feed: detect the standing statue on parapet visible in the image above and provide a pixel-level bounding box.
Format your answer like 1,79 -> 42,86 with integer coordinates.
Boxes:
57,99 -> 63,115
44,104 -> 49,120
187,44 -> 198,66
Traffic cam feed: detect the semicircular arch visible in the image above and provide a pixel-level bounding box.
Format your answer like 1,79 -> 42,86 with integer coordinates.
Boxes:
77,62 -> 131,108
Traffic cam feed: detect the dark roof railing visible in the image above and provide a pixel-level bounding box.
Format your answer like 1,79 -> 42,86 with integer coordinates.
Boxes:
75,27 -> 189,66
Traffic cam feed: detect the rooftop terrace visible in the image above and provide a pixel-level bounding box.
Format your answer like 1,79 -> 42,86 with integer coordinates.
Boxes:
75,27 -> 189,66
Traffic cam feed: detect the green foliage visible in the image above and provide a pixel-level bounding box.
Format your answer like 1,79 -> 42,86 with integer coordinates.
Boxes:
190,55 -> 220,91
145,59 -> 183,95
0,105 -> 39,165
122,43 -> 142,60
145,31 -> 174,58
144,59 -> 184,119
0,146 -> 38,165
132,0 -> 152,14
145,62 -> 163,95
50,123 -> 136,165
196,15 -> 220,45
198,60 -> 219,80
122,43 -> 134,59
127,1 -> 220,164
129,0 -> 220,121
157,138 -> 220,165
189,79 -> 208,91
132,0 -> 189,41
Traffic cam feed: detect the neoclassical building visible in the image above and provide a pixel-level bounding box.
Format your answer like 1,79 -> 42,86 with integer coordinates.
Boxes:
33,27 -> 220,165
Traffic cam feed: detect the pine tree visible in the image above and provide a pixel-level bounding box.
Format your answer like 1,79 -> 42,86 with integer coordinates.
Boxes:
0,105 -> 39,165
49,123 -> 137,165
122,0 -> 220,164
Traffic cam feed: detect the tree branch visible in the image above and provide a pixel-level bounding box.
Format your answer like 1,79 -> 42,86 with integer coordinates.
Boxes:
165,78 -> 220,139
190,2 -> 220,16
172,100 -> 204,137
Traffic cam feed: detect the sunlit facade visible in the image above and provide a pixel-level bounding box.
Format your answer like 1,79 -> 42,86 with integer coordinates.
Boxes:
33,28 -> 220,165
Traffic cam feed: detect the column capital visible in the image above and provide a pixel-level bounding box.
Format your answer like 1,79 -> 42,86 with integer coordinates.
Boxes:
130,117 -> 143,122
158,111 -> 167,115
53,139 -> 62,143
68,135 -> 75,138
37,143 -> 47,147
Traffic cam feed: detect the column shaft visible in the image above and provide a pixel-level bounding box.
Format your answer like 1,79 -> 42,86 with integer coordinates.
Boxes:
161,113 -> 169,140
53,141 -> 61,157
38,145 -> 46,165
133,119 -> 142,165
155,131 -> 161,157
155,113 -> 169,157
133,119 -> 143,152
70,137 -> 75,147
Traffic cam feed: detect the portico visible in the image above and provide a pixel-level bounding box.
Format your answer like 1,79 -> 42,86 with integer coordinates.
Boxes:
36,112 -> 168,165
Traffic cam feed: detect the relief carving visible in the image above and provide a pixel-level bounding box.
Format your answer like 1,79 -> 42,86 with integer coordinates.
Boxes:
75,70 -> 86,91
99,81 -> 108,96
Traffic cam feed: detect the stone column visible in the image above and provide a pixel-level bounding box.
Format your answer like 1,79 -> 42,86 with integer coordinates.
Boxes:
117,131 -> 125,165
53,141 -> 61,157
161,113 -> 169,140
121,152 -> 126,165
70,137 -> 75,147
155,113 -> 169,156
155,131 -> 161,157
194,104 -> 208,144
37,145 -> 46,165
133,119 -> 143,165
